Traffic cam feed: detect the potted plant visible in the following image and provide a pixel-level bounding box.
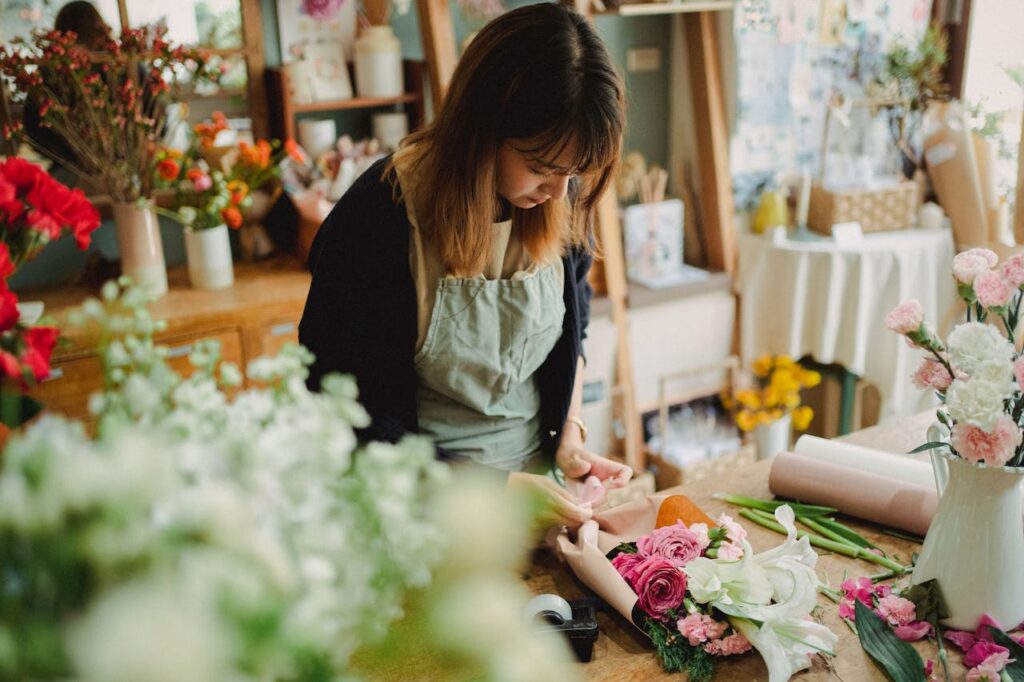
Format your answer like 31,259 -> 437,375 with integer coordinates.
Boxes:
0,26 -> 219,296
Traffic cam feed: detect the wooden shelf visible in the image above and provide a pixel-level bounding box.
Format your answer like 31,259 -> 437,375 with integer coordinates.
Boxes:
290,92 -> 420,114
592,0 -> 734,16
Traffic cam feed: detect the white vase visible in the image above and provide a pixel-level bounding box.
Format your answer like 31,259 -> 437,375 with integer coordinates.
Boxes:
184,224 -> 234,290
113,200 -> 168,297
354,25 -> 403,98
753,414 -> 791,460
912,446 -> 1024,630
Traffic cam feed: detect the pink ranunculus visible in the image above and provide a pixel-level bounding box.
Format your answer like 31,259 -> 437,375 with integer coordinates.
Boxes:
964,641 -> 1010,669
885,299 -> 924,334
636,522 -> 703,568
894,620 -> 933,641
704,632 -> 753,656
974,270 -> 1013,308
876,595 -> 917,626
1015,357 -> 1024,392
1001,253 -> 1024,288
716,513 -> 747,545
677,613 -> 728,646
688,522 -> 712,552
633,556 -> 688,621
953,251 -> 996,285
912,358 -> 956,391
611,551 -> 646,590
951,415 -> 1023,466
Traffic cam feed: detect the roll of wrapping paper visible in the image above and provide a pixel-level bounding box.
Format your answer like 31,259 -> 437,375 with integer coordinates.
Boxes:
793,434 -> 935,489
768,451 -> 938,536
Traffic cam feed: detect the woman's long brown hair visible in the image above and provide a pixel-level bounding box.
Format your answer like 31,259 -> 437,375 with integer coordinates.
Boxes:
390,3 -> 625,276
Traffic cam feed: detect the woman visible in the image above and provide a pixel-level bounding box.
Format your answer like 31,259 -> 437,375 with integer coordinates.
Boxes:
300,3 -> 630,526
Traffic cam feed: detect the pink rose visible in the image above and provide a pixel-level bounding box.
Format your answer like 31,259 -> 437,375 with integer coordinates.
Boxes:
1001,253 -> 1024,288
611,551 -> 646,590
636,522 -> 703,568
894,620 -> 933,641
885,299 -> 924,334
704,632 -> 753,656
876,595 -> 917,626
633,556 -> 688,621
677,613 -> 728,646
974,270 -> 1013,308
954,248 -> 999,284
912,358 -> 956,391
964,641 -> 1010,669
951,416 -> 1023,466
688,522 -> 712,552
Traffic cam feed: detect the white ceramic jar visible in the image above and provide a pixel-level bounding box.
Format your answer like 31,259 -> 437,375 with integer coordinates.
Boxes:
354,25 -> 404,98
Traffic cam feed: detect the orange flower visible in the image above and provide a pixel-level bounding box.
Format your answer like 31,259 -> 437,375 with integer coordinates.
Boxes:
157,158 -> 180,180
221,206 -> 243,229
194,111 -> 230,148
227,180 -> 249,205
239,139 -> 271,168
284,138 -> 305,163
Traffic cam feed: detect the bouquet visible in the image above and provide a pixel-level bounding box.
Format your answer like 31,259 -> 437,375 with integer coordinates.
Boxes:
555,494 -> 837,681
885,247 -> 1024,467
725,355 -> 820,433
0,26 -> 219,201
154,112 -> 303,231
0,157 -> 99,420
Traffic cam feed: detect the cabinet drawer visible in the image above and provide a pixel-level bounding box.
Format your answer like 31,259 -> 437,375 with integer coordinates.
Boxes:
32,355 -> 103,420
257,319 -> 300,359
161,329 -> 244,377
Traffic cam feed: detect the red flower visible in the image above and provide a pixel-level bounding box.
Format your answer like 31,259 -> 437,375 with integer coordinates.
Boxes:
0,243 -> 14,280
25,172 -> 100,245
0,351 -> 20,382
221,206 -> 243,229
20,326 -> 58,382
157,158 -> 180,181
0,285 -> 19,332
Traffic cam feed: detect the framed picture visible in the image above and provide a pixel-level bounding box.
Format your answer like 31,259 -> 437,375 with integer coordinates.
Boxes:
276,0 -> 356,63
302,41 -> 353,102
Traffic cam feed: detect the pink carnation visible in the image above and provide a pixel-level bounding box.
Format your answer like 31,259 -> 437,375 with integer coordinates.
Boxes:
974,270 -> 1013,308
1001,253 -> 1024,288
841,577 -> 875,605
716,513 -> 747,545
876,595 -> 917,626
966,651 -> 1011,682
677,613 -> 728,646
894,621 -> 933,641
912,358 -> 956,391
636,522 -> 704,568
964,641 -> 1010,669
634,556 -> 688,621
611,551 -> 646,590
885,299 -> 925,335
717,541 -> 744,560
688,523 -> 712,552
951,415 -> 1022,466
954,248 -> 999,284
704,632 -> 753,656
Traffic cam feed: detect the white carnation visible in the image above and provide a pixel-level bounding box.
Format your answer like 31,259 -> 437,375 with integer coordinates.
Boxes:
969,360 -> 1016,398
946,378 -> 1009,431
947,322 -> 1015,374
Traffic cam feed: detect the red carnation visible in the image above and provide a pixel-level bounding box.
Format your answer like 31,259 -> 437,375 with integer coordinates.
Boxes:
21,326 -> 58,382
0,285 -> 19,332
0,243 -> 14,280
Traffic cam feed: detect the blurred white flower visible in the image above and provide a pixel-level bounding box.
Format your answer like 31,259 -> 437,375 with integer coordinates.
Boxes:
947,322 -> 1014,375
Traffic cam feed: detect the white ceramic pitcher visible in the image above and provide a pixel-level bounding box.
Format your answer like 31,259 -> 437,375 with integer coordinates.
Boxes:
911,422 -> 1024,630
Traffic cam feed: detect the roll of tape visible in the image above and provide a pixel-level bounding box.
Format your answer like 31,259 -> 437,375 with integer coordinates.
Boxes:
524,593 -> 573,626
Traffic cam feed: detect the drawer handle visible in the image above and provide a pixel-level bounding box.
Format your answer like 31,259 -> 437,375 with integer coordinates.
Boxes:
44,367 -> 65,382
167,343 -> 194,359
270,322 -> 297,337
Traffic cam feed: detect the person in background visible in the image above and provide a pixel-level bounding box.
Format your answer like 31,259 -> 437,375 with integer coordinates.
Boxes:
300,3 -> 631,528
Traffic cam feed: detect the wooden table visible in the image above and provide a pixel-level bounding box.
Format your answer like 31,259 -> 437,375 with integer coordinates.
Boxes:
524,412 -> 967,680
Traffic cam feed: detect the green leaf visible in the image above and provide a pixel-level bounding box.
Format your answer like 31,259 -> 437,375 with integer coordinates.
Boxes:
854,600 -> 927,682
986,628 -> 1024,682
907,441 -> 949,454
716,494 -> 837,517
900,580 -> 949,623
605,542 -> 638,561
816,517 -> 878,549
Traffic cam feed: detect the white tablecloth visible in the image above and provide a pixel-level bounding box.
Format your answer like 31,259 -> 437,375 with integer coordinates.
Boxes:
736,228 -> 957,419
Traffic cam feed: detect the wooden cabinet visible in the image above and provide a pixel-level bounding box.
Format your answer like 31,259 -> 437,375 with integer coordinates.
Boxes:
27,257 -> 311,419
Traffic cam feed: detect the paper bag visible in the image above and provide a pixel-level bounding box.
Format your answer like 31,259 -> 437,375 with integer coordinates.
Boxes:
923,101 -> 988,249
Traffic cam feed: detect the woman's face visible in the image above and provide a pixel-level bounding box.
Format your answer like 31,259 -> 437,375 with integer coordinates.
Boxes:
496,139 -> 576,210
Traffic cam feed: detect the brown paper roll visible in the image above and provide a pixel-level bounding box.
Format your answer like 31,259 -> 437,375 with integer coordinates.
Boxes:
768,452 -> 938,536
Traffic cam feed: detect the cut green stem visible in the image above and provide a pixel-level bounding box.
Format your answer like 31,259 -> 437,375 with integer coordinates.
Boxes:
716,493 -> 837,517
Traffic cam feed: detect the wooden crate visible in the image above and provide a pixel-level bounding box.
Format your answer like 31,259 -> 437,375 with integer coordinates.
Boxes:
808,180 -> 919,234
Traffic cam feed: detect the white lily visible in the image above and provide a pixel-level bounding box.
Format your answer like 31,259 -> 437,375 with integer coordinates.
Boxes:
683,542 -> 773,608
730,614 -> 838,682
749,506 -> 820,618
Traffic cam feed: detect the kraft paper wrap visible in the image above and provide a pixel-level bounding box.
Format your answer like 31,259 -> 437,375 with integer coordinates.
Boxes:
552,493 -> 676,630
769,451 -> 938,536
971,132 -> 1002,243
923,101 -> 988,250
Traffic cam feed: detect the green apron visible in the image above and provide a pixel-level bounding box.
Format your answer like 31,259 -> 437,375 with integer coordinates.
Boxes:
416,260 -> 565,471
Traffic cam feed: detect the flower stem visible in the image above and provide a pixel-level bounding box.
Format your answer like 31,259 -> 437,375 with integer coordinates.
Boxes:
738,509 -> 911,574
798,516 -> 863,550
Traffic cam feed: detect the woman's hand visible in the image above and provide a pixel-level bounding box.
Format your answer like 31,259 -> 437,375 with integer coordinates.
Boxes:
507,471 -> 592,529
555,443 -> 633,489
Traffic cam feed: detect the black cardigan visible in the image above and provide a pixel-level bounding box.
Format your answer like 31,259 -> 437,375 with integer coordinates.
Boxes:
299,157 -> 593,460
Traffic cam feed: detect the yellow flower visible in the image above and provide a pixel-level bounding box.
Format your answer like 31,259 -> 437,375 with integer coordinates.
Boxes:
736,410 -> 759,431
735,389 -> 762,410
792,405 -> 814,430
765,408 -> 784,423
752,355 -> 774,378
784,392 -> 801,409
771,370 -> 800,394
763,385 -> 781,408
799,369 -> 822,388
774,355 -> 797,371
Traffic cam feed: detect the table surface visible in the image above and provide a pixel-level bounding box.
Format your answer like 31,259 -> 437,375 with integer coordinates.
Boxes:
525,411 -> 964,681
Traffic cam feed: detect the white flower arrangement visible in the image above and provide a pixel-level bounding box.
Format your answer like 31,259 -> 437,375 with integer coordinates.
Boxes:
0,278 -> 581,681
